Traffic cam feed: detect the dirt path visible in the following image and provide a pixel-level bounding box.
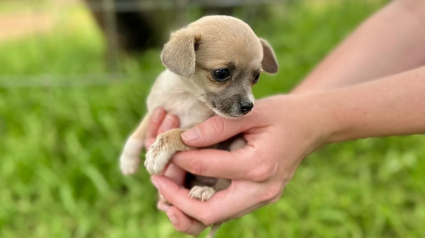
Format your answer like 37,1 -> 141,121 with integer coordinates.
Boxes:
0,0 -> 81,43
0,12 -> 54,43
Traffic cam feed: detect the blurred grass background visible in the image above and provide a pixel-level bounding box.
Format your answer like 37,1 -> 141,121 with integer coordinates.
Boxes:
2,0 -> 425,237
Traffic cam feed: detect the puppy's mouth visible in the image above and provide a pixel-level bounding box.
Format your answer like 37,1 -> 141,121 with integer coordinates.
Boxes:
213,109 -> 243,119
209,102 -> 251,119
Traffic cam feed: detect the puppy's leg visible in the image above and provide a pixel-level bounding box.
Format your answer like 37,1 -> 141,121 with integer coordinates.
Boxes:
189,186 -> 216,202
193,137 -> 246,238
145,129 -> 192,174
120,114 -> 151,175
228,136 -> 247,151
189,136 -> 246,200
189,178 -> 232,201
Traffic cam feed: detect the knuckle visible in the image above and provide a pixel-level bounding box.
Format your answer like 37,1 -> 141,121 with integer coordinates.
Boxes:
269,193 -> 282,204
247,163 -> 276,182
247,169 -> 267,182
174,224 -> 187,233
174,226 -> 185,233
187,230 -> 201,237
199,213 -> 216,226
174,224 -> 190,234
259,184 -> 282,203
185,158 -> 207,175
181,225 -> 201,237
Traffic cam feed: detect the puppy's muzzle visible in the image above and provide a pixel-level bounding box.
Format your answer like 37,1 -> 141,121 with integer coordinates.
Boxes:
240,101 -> 254,114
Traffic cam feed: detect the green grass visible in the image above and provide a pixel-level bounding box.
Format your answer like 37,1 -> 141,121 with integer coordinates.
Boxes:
2,0 -> 425,237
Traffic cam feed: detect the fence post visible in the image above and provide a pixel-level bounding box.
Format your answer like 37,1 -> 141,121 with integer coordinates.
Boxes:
102,0 -> 120,73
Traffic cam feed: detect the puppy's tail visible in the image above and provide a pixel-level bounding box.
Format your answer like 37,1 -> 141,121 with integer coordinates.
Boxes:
207,223 -> 222,238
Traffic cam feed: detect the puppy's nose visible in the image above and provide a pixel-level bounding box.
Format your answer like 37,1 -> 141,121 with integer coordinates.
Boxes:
240,102 -> 254,114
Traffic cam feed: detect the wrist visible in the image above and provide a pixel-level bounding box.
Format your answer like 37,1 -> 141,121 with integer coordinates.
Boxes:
270,94 -> 338,154
297,92 -> 341,147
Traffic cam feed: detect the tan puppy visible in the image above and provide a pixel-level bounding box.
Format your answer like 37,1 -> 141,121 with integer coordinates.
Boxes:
119,15 -> 278,236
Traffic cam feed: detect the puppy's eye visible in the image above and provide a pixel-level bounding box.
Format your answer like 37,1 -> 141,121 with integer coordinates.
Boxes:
253,73 -> 261,84
213,68 -> 231,82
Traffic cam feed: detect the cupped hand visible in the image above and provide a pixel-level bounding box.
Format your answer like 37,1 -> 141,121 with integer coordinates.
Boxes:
146,108 -> 194,231
151,94 -> 334,235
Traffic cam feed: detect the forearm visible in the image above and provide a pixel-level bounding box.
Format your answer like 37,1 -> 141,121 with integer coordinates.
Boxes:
293,0 -> 425,94
314,65 -> 425,143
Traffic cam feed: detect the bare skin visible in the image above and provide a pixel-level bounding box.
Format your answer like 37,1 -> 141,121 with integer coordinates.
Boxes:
146,0 -> 425,235
292,0 -> 425,93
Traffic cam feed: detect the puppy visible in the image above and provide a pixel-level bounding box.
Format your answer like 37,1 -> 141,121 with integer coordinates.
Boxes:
119,15 -> 278,237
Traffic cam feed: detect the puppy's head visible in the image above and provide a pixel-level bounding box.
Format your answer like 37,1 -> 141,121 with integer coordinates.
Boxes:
161,16 -> 278,118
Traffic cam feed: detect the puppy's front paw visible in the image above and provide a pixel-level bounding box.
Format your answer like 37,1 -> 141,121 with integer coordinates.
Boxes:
189,186 -> 216,202
120,154 -> 140,175
144,137 -> 173,174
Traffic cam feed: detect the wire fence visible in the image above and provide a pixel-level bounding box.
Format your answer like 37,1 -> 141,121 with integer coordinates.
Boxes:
86,0 -> 282,12
0,0 -> 281,88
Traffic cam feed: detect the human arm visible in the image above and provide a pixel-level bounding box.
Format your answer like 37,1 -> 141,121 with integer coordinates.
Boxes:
148,0 -> 425,234
152,65 -> 425,235
292,0 -> 425,93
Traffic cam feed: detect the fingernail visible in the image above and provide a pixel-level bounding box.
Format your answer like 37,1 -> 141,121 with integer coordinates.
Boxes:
167,211 -> 178,224
145,138 -> 154,149
158,203 -> 170,212
152,108 -> 163,123
181,127 -> 200,141
151,176 -> 159,189
160,115 -> 174,131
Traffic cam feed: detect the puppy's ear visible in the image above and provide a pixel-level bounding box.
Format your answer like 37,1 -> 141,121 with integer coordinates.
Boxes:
259,38 -> 278,74
161,28 -> 201,78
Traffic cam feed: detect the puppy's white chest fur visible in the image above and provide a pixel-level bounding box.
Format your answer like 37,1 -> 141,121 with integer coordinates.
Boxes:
147,70 -> 214,128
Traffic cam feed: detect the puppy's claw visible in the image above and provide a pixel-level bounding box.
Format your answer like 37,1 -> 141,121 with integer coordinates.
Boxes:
189,186 -> 216,202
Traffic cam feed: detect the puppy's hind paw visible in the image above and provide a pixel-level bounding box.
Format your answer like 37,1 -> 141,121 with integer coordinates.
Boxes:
189,186 -> 216,202
119,139 -> 143,176
120,154 -> 140,175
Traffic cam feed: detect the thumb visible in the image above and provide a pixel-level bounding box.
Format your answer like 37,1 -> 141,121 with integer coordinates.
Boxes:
181,115 -> 251,147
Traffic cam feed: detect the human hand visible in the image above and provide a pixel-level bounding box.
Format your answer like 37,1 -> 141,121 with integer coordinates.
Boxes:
144,107 -> 180,149
145,108 -> 188,213
146,108 -> 207,235
151,95 -> 334,235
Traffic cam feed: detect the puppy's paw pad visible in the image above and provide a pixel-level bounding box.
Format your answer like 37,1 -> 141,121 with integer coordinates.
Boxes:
120,155 -> 140,175
189,186 -> 216,202
144,138 -> 172,175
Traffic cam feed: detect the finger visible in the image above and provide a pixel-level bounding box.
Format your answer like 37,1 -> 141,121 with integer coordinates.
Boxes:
166,207 -> 207,236
144,138 -> 155,149
181,115 -> 254,147
152,175 -> 262,225
163,163 -> 186,186
157,164 -> 186,216
157,114 -> 180,135
145,108 -> 166,148
157,200 -> 171,212
172,147 -> 255,180
157,201 -> 207,235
